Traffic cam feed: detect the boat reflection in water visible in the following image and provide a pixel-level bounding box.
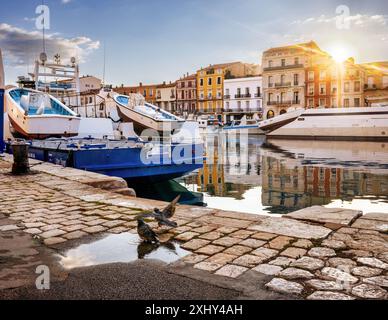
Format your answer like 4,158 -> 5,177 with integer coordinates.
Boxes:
180,133 -> 388,215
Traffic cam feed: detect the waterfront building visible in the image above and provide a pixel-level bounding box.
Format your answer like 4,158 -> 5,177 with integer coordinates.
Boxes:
115,82 -> 159,105
78,76 -> 102,93
155,82 -> 177,113
262,42 -> 318,119
361,61 -> 388,106
306,56 -> 366,109
223,76 -> 263,122
176,73 -> 197,117
196,62 -> 260,118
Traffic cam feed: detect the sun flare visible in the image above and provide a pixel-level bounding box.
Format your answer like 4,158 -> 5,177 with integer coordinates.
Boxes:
327,46 -> 353,63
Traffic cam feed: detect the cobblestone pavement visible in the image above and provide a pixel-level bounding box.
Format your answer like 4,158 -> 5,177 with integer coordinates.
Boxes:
0,156 -> 387,300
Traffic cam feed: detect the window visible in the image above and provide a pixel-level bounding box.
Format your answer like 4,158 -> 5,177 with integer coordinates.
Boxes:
256,87 -> 261,97
281,59 -> 286,67
354,98 -> 360,107
225,89 -> 230,96
308,84 -> 314,96
280,92 -> 286,103
319,98 -> 326,107
332,83 -> 337,94
257,100 -> 261,108
143,90 -> 147,97
295,57 -> 299,65
89,97 -> 93,104
332,98 -> 337,107
245,87 -> 250,95
200,78 -> 204,86
217,77 -> 222,85
319,70 -> 326,80
149,89 -> 153,97
308,71 -> 314,81
319,83 -> 326,95
99,103 -> 105,111
280,109 -> 287,115
354,81 -> 361,92
226,102 -> 230,110
268,93 -> 273,103
344,82 -> 350,93
308,99 -> 314,108
237,101 -> 242,110
208,78 -> 212,86
344,98 -> 350,107
269,60 -> 273,67
281,75 -> 286,84
269,76 -> 273,87
293,92 -> 299,104
237,88 -> 241,96
246,101 -> 250,109
294,74 -> 299,86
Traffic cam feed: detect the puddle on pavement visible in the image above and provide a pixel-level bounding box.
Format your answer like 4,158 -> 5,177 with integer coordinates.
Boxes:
58,233 -> 190,269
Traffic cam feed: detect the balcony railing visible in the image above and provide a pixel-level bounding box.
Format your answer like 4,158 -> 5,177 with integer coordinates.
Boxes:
275,82 -> 292,88
264,63 -> 304,72
292,100 -> 301,105
267,100 -> 292,106
254,93 -> 261,98
224,95 -> 231,99
235,94 -> 251,99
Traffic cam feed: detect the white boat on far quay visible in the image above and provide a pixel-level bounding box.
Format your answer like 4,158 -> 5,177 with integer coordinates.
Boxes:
259,107 -> 388,141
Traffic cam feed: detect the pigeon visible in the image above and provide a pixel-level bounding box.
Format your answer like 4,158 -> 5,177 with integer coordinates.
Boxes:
152,209 -> 178,228
140,195 -> 181,229
161,195 -> 181,219
137,219 -> 159,244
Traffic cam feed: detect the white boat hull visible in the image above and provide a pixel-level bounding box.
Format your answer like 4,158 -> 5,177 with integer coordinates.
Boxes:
268,107 -> 388,141
117,105 -> 183,133
5,88 -> 81,139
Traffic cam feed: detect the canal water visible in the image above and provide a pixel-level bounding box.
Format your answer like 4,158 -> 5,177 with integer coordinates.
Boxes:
136,131 -> 388,216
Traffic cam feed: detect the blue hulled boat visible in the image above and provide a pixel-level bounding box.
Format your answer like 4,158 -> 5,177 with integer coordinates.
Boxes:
7,138 -> 204,183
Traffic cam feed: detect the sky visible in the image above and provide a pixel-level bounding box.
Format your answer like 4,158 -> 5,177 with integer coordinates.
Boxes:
1,0 -> 388,86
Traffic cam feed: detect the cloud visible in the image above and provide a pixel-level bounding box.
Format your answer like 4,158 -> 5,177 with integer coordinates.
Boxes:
62,0 -> 72,4
0,23 -> 100,67
292,13 -> 388,28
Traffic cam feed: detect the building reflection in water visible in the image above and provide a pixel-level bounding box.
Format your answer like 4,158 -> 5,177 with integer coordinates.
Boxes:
181,133 -> 388,215
262,156 -> 388,214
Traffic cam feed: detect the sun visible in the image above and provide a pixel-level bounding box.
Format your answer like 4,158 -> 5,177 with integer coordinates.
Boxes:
327,45 -> 353,63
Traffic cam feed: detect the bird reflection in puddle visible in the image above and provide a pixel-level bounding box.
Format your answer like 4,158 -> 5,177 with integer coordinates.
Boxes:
137,241 -> 178,260
59,233 -> 189,270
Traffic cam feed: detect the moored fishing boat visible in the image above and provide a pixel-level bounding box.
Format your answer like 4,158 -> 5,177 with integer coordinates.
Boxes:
113,93 -> 185,135
5,87 -> 81,139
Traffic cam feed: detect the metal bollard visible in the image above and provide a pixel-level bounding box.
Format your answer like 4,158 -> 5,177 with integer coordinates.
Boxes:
12,140 -> 30,175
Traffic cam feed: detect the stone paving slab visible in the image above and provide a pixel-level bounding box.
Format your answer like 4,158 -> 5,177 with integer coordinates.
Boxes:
351,218 -> 388,233
248,216 -> 332,240
286,206 -> 362,226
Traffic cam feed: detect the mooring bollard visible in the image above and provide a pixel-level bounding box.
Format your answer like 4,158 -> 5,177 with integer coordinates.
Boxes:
12,140 -> 30,175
